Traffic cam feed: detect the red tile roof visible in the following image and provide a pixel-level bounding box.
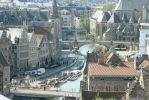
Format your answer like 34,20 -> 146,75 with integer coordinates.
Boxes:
139,60 -> 149,68
88,62 -> 139,77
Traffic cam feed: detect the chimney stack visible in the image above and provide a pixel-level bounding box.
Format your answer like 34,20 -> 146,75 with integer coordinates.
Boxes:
134,55 -> 137,70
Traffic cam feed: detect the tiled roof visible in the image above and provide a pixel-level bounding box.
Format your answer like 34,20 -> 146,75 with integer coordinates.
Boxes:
89,62 -> 139,77
139,60 -> 149,68
0,50 -> 9,66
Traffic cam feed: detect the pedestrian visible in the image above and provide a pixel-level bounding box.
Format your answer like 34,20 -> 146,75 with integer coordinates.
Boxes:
44,85 -> 46,91
14,83 -> 17,90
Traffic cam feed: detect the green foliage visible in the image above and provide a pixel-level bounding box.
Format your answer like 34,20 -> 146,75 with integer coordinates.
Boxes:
94,44 -> 106,55
79,18 -> 90,32
101,2 -> 114,11
83,74 -> 87,81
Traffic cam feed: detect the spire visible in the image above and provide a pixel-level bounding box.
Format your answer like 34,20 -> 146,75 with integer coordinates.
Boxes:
23,20 -> 27,31
129,15 -> 135,23
1,23 -> 7,38
122,13 -> 128,23
142,0 -> 149,23
21,20 -> 28,38
51,0 -> 59,18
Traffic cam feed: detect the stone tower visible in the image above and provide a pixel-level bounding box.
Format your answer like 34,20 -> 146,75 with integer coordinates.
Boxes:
51,0 -> 59,19
50,0 -> 61,62
142,1 -> 149,23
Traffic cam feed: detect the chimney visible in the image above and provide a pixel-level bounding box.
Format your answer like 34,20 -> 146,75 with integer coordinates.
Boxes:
98,55 -> 103,64
134,55 -> 137,70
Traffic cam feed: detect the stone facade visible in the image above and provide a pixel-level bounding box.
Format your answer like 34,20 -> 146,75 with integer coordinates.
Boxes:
90,0 -> 149,43
139,3 -> 149,55
82,50 -> 139,99
48,0 -> 61,62
0,51 -> 10,96
17,23 -> 29,71
0,28 -> 13,77
60,9 -> 74,29
28,31 -> 51,68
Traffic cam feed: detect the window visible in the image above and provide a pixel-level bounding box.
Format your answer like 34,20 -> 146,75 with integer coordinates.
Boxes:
106,86 -> 110,92
114,85 -> 118,91
5,78 -> 7,81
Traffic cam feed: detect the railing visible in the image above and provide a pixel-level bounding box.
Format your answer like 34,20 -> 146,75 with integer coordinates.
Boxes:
10,88 -> 80,97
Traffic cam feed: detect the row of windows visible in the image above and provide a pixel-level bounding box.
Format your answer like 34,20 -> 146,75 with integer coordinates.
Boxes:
91,85 -> 125,92
40,49 -> 49,55
20,52 -> 28,58
0,47 -> 11,51
0,39 -> 10,43
20,45 -> 28,50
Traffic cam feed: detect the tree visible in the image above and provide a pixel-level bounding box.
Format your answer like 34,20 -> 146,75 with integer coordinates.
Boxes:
101,2 -> 114,11
79,18 -> 90,32
94,44 -> 106,55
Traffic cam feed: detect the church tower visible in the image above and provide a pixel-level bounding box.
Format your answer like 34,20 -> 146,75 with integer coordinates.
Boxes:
51,0 -> 59,19
17,20 -> 29,71
142,1 -> 149,23
139,1 -> 149,55
49,0 -> 61,62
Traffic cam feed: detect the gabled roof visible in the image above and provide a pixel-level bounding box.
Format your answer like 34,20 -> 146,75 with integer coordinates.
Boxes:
89,62 -> 139,77
139,60 -> 149,68
35,34 -> 44,47
0,10 -> 49,25
0,28 -> 24,44
115,0 -> 147,11
108,13 -> 121,23
0,50 -> 9,66
92,10 -> 111,23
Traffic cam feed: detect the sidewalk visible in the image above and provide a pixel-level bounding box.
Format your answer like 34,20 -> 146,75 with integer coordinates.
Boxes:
29,56 -> 78,82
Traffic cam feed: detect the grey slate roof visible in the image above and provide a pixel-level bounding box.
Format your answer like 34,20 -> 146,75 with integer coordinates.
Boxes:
108,13 -> 121,23
0,10 -> 49,25
92,10 -> 111,23
0,50 -> 9,66
115,0 -> 148,11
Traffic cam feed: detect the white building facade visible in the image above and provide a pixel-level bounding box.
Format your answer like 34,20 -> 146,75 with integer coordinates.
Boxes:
139,3 -> 149,55
60,9 -> 73,29
139,23 -> 149,55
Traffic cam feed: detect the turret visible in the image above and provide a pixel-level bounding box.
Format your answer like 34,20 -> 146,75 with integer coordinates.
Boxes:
51,0 -> 59,19
142,1 -> 149,23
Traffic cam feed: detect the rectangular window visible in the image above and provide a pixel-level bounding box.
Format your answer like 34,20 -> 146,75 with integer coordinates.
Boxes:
5,78 -> 7,81
114,85 -> 118,91
106,86 -> 110,92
